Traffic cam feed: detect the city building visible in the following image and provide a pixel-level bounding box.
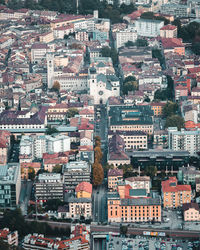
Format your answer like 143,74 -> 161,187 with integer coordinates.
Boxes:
31,43 -> 49,64
108,130 -> 148,150
21,162 -> 41,179
125,176 -> 151,194
183,203 -> 200,221
88,68 -> 120,105
63,161 -> 91,192
108,168 -> 123,191
135,19 -> 164,37
162,177 -> 192,209
160,24 -> 177,38
75,182 -> 92,199
178,166 -> 200,185
168,127 -> 200,156
160,3 -> 190,18
46,134 -> 70,153
109,105 -> 154,135
150,102 -> 165,116
68,197 -> 92,219
107,135 -> 130,167
0,163 -> 21,208
116,26 -> 137,49
0,228 -> 18,246
23,225 -> 90,250
129,149 -> 190,171
35,173 -> 64,203
107,187 -> 161,223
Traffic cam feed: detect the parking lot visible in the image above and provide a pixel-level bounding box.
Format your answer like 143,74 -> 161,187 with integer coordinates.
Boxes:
106,235 -> 200,250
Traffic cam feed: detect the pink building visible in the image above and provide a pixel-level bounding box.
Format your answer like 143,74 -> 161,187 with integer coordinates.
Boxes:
175,85 -> 188,101
183,203 -> 200,221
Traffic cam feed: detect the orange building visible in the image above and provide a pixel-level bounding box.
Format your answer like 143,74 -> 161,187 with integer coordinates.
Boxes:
107,184 -> 161,223
162,177 -> 192,209
21,162 -> 41,179
150,102 -> 165,116
75,182 -> 92,199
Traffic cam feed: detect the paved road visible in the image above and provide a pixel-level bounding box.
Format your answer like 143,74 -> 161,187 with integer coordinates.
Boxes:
93,185 -> 107,223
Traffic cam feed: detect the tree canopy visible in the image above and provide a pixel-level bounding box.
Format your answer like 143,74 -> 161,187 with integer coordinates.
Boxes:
52,164 -> 62,173
100,47 -> 118,65
162,102 -> 178,118
46,125 -> 59,135
52,81 -> 60,92
67,108 -> 79,118
144,165 -> 157,178
165,115 -> 185,131
122,76 -> 138,95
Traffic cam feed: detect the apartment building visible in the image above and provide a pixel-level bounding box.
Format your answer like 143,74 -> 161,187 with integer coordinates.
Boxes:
160,3 -> 190,18
183,203 -> 200,221
168,127 -> 200,156
178,166 -> 200,185
63,161 -> 91,192
68,197 -> 92,219
75,30 -> 89,41
19,134 -> 70,160
0,163 -> 21,208
39,31 -> 54,43
116,26 -> 137,49
108,168 -> 123,191
125,176 -> 151,194
162,177 -> 192,209
31,43 -> 49,64
35,173 -> 64,203
46,134 -> 70,153
108,130 -> 148,150
0,228 -> 18,246
135,19 -> 164,37
150,102 -> 165,116
160,24 -> 177,38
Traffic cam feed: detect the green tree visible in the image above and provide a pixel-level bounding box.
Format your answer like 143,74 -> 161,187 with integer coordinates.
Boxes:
136,38 -> 148,47
144,165 -> 157,178
100,47 -> 118,65
192,42 -> 200,55
67,108 -> 79,118
52,164 -> 62,173
120,225 -> 128,235
162,102 -> 178,118
122,76 -> 138,95
165,115 -> 185,130
46,125 -> 59,135
45,199 -> 64,211
125,41 -> 135,47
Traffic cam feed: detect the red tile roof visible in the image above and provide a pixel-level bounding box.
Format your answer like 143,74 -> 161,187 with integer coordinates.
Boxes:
162,177 -> 191,193
75,182 -> 92,194
161,38 -> 184,49
160,24 -> 177,30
